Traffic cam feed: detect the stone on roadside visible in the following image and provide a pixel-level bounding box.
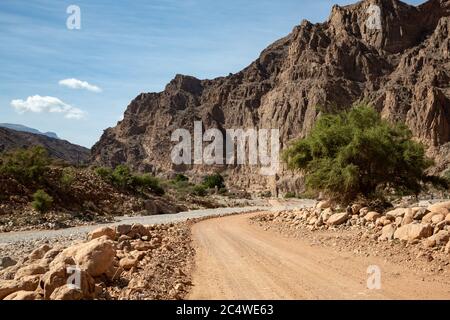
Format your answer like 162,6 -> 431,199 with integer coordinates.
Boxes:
3,290 -> 42,300
394,223 -> 433,242
401,209 -> 414,226
379,224 -> 396,241
0,276 -> 40,300
87,227 -> 116,241
364,211 -> 381,222
61,236 -> 116,277
50,286 -> 83,300
29,245 -> 51,261
0,257 -> 17,270
351,204 -> 363,215
427,201 -> 450,215
327,212 -> 349,226
386,208 -> 406,218
316,200 -> 331,210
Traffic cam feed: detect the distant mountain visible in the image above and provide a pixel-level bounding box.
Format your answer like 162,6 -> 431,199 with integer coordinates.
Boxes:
0,127 -> 90,165
0,123 -> 59,139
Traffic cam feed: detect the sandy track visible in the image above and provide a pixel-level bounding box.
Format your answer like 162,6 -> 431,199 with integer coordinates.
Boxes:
188,213 -> 450,300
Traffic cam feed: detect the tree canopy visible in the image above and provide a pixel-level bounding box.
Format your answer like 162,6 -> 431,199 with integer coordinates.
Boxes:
283,104 -> 432,203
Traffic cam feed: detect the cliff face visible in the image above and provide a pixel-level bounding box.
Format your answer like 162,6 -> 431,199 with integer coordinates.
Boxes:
92,0 -> 450,193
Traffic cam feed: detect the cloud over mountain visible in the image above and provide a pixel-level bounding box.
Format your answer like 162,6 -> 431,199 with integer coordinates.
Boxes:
11,95 -> 86,119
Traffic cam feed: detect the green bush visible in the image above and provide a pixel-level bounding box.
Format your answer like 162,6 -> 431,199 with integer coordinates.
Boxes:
60,168 -> 76,188
444,170 -> 450,185
132,174 -> 165,195
174,174 -> 189,183
32,189 -> 53,213
96,165 -> 165,195
0,146 -> 51,183
283,104 -> 432,203
192,184 -> 207,197
284,192 -> 297,199
95,167 -> 113,180
202,173 -> 225,189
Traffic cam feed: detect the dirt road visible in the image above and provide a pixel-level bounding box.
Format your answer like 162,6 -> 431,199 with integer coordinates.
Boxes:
188,213 -> 450,300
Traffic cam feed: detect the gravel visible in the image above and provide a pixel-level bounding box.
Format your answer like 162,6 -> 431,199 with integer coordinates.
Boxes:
0,200 -> 316,261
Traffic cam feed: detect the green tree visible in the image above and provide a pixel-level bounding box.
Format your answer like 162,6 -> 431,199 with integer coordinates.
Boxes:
32,189 -> 53,213
283,104 -> 432,203
202,173 -> 225,189
0,146 -> 51,183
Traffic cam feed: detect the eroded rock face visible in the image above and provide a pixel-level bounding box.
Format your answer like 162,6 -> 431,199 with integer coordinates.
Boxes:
91,0 -> 450,192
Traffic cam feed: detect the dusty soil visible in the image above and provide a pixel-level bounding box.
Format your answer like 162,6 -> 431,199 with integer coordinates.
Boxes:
188,213 -> 450,300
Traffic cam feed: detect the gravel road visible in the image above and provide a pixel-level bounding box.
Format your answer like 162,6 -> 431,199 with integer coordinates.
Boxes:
188,213 -> 450,299
0,200 -> 315,245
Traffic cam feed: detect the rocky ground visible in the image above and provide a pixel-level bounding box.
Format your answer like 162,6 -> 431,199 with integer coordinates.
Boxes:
251,200 -> 450,276
0,221 -> 195,300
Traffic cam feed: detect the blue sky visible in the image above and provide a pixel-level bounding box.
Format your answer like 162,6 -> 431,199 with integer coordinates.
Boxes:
0,0 -> 425,147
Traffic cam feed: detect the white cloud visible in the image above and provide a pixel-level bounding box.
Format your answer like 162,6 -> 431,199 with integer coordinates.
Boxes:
11,95 -> 86,120
58,78 -> 102,93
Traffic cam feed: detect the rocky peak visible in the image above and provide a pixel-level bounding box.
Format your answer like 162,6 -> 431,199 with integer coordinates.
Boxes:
328,0 -> 450,54
92,0 -> 450,192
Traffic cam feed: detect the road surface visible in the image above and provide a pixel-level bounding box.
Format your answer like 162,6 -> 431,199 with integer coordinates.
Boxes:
0,200 -> 314,245
188,213 -> 450,300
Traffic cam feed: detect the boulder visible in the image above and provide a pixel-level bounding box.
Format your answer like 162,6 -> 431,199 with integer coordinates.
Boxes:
424,230 -> 450,248
50,286 -> 83,300
394,223 -> 434,242
127,224 -> 150,239
116,225 -> 132,236
422,211 -> 443,224
0,257 -> 17,269
364,211 -> 381,222
42,248 -> 63,262
377,216 -> 393,227
87,227 -> 116,241
386,208 -> 406,218
119,257 -> 139,270
412,207 -> 429,220
59,236 -> 116,277
316,200 -> 331,210
351,204 -> 363,215
40,259 -> 75,299
14,262 -> 48,280
431,214 -> 445,224
359,207 -> 370,217
327,212 -> 350,226
428,201 -> 450,214
320,208 -> 333,222
3,290 -> 42,300
28,245 -> 52,261
379,224 -> 396,241
0,276 -> 40,300
445,241 -> 450,254
401,209 -> 414,226
40,260 -> 95,300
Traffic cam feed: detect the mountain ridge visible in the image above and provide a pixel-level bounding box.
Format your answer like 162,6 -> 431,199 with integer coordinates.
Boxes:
92,0 -> 450,194
0,127 -> 90,165
0,123 -> 59,139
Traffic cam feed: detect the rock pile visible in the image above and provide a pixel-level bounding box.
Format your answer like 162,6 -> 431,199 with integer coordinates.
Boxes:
254,200 -> 450,253
0,222 -> 194,300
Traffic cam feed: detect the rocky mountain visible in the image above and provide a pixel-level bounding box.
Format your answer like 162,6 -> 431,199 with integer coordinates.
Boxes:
0,127 -> 90,165
92,0 -> 450,194
0,123 -> 59,139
